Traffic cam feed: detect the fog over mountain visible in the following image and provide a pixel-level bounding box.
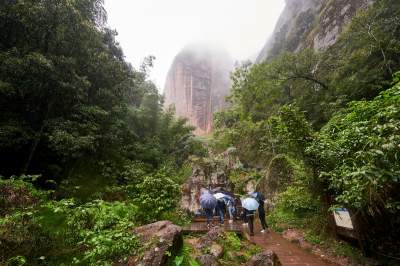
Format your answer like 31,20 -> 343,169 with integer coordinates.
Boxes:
104,0 -> 285,89
164,44 -> 234,135
163,0 -> 376,135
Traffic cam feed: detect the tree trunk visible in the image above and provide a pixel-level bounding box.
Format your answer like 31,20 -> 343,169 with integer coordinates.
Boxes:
22,122 -> 45,174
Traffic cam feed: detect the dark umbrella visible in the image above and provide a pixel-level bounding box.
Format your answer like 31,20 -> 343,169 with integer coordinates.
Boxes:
200,191 -> 217,209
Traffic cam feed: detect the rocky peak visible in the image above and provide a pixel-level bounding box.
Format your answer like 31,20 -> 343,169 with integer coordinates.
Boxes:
164,44 -> 233,135
257,0 -> 374,62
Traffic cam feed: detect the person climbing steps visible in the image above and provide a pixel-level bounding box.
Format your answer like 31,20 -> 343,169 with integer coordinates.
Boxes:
241,197 -> 260,236
242,208 -> 255,236
250,191 -> 269,233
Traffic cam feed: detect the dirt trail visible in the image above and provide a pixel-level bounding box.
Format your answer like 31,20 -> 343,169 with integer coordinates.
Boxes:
249,225 -> 332,266
184,219 -> 332,266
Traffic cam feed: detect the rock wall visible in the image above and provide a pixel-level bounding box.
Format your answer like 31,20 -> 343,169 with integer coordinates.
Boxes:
180,150 -> 239,213
257,0 -> 374,62
180,164 -> 229,213
164,44 -> 233,135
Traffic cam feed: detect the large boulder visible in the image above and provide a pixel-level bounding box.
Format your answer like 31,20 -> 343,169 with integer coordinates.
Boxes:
196,254 -> 219,266
180,152 -> 235,214
129,221 -> 183,266
210,243 -> 223,258
247,250 -> 281,266
196,227 -> 224,249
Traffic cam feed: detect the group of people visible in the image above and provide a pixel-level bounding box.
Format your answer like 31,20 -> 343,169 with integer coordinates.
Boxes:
199,188 -> 269,236
199,189 -> 236,226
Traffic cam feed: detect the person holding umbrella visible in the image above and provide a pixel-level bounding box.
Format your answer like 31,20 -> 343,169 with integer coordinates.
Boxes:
200,188 -> 217,228
241,197 -> 259,236
250,191 -> 269,233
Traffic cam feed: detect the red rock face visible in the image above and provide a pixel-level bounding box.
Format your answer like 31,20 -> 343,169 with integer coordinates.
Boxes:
164,45 -> 233,135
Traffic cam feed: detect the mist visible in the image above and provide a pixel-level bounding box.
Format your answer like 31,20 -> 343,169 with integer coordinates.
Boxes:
104,0 -> 286,90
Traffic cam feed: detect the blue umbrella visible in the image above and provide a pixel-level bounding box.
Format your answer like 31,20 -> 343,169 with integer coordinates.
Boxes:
241,197 -> 259,211
200,192 -> 217,209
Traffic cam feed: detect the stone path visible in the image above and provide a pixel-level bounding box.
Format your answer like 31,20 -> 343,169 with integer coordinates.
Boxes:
185,219 -> 332,266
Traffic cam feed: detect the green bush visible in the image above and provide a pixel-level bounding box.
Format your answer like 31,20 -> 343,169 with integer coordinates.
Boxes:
277,186 -> 321,214
0,176 -> 47,216
267,182 -> 325,234
7,256 -> 27,266
222,232 -> 242,252
0,188 -> 141,265
130,167 -> 180,223
308,75 -> 400,211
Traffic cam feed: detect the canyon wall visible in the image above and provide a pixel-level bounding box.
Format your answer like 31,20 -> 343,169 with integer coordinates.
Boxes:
164,44 -> 233,135
257,0 -> 374,62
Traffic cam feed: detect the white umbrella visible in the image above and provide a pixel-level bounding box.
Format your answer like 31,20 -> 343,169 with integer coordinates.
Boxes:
241,197 -> 259,211
213,192 -> 226,200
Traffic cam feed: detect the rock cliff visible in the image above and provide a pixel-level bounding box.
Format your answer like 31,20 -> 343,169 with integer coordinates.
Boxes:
164,44 -> 233,135
257,0 -> 374,61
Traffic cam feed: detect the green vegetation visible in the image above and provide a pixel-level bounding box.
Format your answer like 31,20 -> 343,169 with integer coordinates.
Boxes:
218,232 -> 261,265
172,243 -> 200,266
214,0 -> 400,259
0,0 -> 198,264
179,232 -> 261,266
1,177 -> 140,265
1,0 -> 400,263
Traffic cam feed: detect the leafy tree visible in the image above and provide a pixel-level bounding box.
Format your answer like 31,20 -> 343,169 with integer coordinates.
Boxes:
0,0 -> 197,186
308,75 -> 400,212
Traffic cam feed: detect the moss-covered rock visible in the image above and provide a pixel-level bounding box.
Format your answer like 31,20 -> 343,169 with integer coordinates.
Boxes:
256,155 -> 305,211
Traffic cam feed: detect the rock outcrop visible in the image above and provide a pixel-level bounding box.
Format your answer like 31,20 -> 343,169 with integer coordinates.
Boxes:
196,254 -> 219,266
247,250 -> 281,266
129,221 -> 182,266
257,0 -> 374,61
164,44 -> 234,135
180,150 -> 240,213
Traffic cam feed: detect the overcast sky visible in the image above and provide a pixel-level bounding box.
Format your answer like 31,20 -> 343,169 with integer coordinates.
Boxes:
103,0 -> 285,91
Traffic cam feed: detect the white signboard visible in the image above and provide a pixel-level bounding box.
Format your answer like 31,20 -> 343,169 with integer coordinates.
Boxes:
333,208 -> 354,229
